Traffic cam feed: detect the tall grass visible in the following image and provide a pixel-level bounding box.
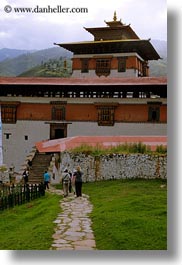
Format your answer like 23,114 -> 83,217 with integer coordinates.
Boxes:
156,144 -> 167,153
70,142 -> 167,156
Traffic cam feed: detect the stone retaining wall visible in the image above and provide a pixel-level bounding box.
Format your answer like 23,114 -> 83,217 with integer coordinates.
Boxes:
60,152 -> 167,181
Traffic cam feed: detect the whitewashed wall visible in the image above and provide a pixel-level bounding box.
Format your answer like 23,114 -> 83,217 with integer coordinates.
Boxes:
67,122 -> 167,136
2,121 -> 49,171
2,119 -> 167,172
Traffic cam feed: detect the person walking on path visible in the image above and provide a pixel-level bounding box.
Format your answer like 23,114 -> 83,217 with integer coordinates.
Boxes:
62,168 -> 70,197
44,170 -> 51,190
74,166 -> 83,197
68,170 -> 72,193
71,169 -> 76,195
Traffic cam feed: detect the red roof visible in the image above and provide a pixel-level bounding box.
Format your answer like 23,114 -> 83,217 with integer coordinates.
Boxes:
35,136 -> 167,153
0,77 -> 167,86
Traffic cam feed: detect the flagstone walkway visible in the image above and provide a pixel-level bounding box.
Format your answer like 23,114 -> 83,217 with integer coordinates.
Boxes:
48,187 -> 96,250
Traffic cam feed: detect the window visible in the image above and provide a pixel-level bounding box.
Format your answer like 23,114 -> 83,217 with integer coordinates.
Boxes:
25,135 -> 28,141
4,133 -> 11,140
148,103 -> 161,122
96,59 -> 111,77
142,61 -> 148,77
1,104 -> 17,123
81,59 -> 89,73
95,104 -> 118,126
118,57 -> 127,72
52,106 -> 65,120
98,107 -> 114,126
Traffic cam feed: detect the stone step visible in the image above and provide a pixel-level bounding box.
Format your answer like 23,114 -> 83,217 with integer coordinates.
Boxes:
28,152 -> 52,184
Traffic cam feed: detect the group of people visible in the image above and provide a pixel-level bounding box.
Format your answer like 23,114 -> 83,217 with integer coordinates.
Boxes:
43,165 -> 83,198
62,166 -> 83,198
22,159 -> 83,198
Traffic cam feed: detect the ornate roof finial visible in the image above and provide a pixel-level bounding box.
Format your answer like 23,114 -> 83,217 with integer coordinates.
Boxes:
113,11 -> 117,22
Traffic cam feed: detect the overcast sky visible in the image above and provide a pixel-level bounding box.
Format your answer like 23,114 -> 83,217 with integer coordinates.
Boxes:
0,0 -> 167,50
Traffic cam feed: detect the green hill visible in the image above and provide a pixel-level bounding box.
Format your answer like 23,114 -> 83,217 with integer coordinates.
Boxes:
149,58 -> 167,77
149,40 -> 167,77
0,48 -> 35,62
18,58 -> 72,77
0,47 -> 72,77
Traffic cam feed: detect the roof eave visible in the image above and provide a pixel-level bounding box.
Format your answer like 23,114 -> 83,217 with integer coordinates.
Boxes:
55,40 -> 160,61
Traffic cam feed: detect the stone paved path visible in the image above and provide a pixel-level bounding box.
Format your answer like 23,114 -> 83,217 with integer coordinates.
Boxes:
48,187 -> 96,250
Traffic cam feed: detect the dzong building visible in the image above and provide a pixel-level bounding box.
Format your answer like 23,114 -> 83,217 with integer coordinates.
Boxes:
0,12 -> 167,171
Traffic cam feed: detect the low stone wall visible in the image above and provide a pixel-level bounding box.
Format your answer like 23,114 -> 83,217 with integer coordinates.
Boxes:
60,152 -> 167,182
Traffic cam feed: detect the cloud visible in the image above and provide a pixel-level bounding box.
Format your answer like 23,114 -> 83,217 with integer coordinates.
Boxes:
0,0 -> 167,50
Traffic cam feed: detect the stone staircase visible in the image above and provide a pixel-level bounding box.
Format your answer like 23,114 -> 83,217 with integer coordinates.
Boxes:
28,152 -> 52,184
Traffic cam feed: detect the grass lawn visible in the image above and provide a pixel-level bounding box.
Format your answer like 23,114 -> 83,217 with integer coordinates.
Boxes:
0,192 -> 61,250
0,179 -> 167,250
83,179 -> 167,250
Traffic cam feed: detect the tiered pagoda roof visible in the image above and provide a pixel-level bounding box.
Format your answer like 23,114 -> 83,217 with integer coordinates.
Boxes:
84,11 -> 139,41
55,12 -> 160,61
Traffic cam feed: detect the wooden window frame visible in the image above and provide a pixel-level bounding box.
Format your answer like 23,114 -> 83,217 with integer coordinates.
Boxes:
1,104 -> 18,124
95,103 -> 118,126
96,59 -> 111,77
148,102 -> 161,122
118,57 -> 127,72
52,106 -> 65,121
142,61 -> 149,77
81,58 -> 89,73
98,107 -> 114,126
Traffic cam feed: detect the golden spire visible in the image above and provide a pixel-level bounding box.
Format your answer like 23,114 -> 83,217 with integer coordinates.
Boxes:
113,11 -> 117,21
